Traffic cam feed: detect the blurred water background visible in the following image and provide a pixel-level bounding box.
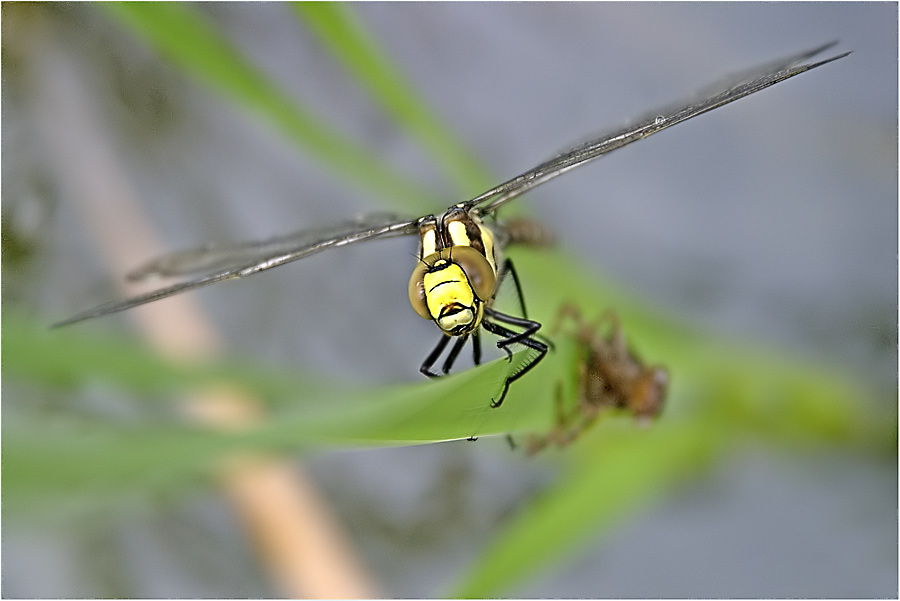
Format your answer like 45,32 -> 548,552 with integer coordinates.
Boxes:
3,3 -> 896,597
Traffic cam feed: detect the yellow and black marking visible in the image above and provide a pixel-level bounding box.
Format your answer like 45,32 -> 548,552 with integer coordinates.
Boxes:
52,44 -> 846,412
407,204 -> 548,407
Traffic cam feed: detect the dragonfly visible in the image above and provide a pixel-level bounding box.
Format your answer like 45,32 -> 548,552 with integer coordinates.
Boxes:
55,42 -> 848,408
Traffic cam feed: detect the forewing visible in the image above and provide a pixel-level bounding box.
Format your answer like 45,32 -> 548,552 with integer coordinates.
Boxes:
55,213 -> 419,327
466,42 -> 849,215
126,212 -> 418,280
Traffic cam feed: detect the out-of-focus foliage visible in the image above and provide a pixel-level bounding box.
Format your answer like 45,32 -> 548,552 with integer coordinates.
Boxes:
4,3 -> 893,597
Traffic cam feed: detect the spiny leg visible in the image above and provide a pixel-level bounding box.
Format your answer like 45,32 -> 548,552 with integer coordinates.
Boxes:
480,257 -> 548,407
485,307 -> 543,350
481,318 -> 548,408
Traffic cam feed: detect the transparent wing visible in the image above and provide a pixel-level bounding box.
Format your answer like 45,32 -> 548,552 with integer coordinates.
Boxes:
465,42 -> 849,215
55,212 -> 419,327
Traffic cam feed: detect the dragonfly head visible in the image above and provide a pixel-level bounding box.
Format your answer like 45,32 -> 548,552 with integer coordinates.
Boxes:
408,246 -> 496,336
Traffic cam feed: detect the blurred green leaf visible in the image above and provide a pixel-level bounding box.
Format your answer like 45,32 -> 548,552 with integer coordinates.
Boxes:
444,249 -> 894,595
294,2 -> 493,196
3,312 -> 331,404
512,248 -> 894,453
4,312 -> 563,521
3,414 -> 232,522
4,313 -> 560,442
103,2 -> 440,213
451,420 -> 722,598
13,6 -> 893,595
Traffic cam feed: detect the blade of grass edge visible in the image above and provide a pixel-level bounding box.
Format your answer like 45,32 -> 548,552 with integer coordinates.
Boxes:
93,1 -> 886,455
293,2 -> 494,196
3,343 -> 558,523
29,9 -> 892,580
4,312 -> 560,444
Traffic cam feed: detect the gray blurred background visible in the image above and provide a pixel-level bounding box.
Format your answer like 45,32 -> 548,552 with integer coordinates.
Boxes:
3,3 -> 896,597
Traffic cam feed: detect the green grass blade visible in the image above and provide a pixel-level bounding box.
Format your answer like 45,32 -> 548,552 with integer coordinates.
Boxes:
3,414 -> 234,522
6,242 -> 892,525
2,313 -> 331,404
4,312 -> 558,442
14,12 -> 891,590
102,2 -> 440,212
512,248 -> 894,451
0,308 -> 541,520
450,421 -> 722,598
293,2 -> 494,196
443,248 -> 894,596
4,312 -> 561,522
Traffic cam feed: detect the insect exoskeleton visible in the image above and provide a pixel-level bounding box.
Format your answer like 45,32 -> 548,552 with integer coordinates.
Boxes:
408,205 -> 501,335
408,245 -> 495,335
53,43 -> 846,412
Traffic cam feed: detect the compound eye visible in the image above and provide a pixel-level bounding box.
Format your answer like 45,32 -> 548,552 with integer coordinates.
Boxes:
408,260 -> 432,319
452,246 -> 496,301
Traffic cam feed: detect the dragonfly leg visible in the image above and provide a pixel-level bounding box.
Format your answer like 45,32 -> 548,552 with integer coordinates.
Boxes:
496,258 -> 530,319
441,334 -> 470,375
481,317 -> 548,408
471,329 -> 482,366
485,307 -> 543,350
420,334 -> 451,378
